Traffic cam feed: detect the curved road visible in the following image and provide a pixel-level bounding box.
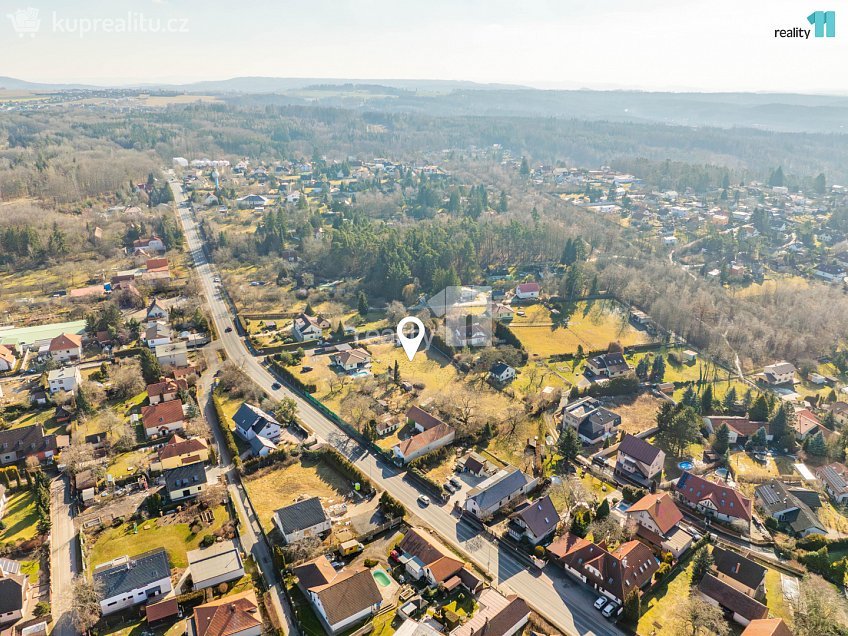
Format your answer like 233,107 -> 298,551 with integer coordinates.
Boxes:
171,177 -> 623,636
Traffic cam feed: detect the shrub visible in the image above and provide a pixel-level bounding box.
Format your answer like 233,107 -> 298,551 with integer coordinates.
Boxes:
364,558 -> 378,568
201,534 -> 215,547
34,601 -> 51,617
655,562 -> 672,581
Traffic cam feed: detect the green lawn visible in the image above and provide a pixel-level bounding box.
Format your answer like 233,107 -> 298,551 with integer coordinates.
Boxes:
371,611 -> 398,636
286,579 -> 326,636
88,505 -> 229,569
107,448 -> 154,481
20,559 -> 39,584
638,555 -> 695,635
443,591 -> 477,618
0,491 -> 39,543
765,568 -> 793,622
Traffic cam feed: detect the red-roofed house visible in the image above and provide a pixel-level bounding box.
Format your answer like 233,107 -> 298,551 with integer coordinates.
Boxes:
191,590 -> 262,636
147,378 -> 185,405
625,492 -> 694,557
675,471 -> 752,529
794,409 -> 835,441
547,533 -> 658,606
704,417 -> 771,445
141,400 -> 185,439
49,333 -> 83,362
514,282 -> 541,300
392,423 -> 455,464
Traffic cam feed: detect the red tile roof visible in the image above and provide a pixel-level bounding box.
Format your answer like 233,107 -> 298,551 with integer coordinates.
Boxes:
142,400 -> 184,429
193,591 -> 262,636
676,471 -> 753,522
627,492 -> 683,534
157,434 -> 208,461
741,618 -> 794,636
49,333 -> 82,351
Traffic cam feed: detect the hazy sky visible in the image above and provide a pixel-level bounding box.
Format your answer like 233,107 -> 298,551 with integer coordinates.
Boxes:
3,0 -> 846,93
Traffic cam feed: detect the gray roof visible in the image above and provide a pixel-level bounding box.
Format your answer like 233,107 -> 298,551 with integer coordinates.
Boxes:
0,573 -> 25,614
467,467 -> 533,511
233,402 -> 279,434
163,462 -> 207,492
274,496 -> 329,535
186,540 -> 243,585
755,481 -> 824,536
94,549 -> 171,599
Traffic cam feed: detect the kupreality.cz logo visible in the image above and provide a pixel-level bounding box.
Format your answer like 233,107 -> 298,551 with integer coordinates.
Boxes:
6,6 -> 190,38
774,10 -> 835,38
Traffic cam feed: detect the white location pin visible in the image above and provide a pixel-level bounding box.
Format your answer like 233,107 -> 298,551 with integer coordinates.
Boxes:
396,316 -> 425,361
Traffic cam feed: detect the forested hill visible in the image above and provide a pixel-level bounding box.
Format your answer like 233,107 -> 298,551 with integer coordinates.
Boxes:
228,87 -> 848,135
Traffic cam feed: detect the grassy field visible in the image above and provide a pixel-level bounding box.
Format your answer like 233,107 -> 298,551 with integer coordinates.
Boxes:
19,559 -> 39,584
88,505 -> 228,569
765,568 -> 794,623
243,456 -> 351,533
0,491 -> 39,543
729,452 -> 797,481
106,448 -> 153,481
637,552 -> 695,635
817,501 -> 848,534
509,301 -> 651,358
611,394 -> 664,435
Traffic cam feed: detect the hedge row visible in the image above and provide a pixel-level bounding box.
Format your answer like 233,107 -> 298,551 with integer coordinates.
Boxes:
379,491 -> 406,519
242,447 -> 294,475
407,446 -> 452,472
494,321 -> 528,363
269,357 -> 317,393
408,467 -> 446,498
211,392 -> 243,470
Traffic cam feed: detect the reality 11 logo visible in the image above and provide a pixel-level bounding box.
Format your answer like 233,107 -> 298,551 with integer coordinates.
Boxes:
808,11 -> 835,37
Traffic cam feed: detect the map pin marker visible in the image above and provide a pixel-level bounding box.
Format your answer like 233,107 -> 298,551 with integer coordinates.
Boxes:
397,316 -> 425,361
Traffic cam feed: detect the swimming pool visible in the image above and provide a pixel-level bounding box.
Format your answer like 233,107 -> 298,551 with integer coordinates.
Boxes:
678,460 -> 694,470
372,568 -> 392,587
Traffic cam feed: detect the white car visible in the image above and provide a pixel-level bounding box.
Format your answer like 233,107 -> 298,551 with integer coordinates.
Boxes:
602,602 -> 618,619
418,494 -> 431,506
213,276 -> 221,283
594,596 -> 608,610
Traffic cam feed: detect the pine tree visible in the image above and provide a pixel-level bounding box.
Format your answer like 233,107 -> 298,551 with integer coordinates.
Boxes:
623,589 -> 641,623
519,157 -> 530,176
805,431 -> 827,456
769,404 -> 789,441
304,302 -> 315,316
681,385 -> 699,409
722,386 -> 737,413
635,357 -> 650,380
596,498 -> 610,520
357,291 -> 368,316
650,355 -> 666,382
558,426 -> 581,463
749,394 -> 770,421
700,384 -> 714,415
139,348 -> 162,385
713,423 -> 730,455
75,384 -> 94,415
393,360 -> 400,384
691,546 -> 713,583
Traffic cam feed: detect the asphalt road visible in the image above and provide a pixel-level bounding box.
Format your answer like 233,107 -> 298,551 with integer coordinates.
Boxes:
170,177 -> 623,636
50,476 -> 78,636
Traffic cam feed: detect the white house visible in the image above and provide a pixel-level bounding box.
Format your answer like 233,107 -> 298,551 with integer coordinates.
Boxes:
624,492 -> 694,558
146,298 -> 168,323
132,236 -> 166,254
613,434 -> 665,487
762,361 -> 795,385
675,471 -> 753,529
48,333 -> 83,363
514,282 -> 541,300
232,402 -> 281,442
273,497 -> 331,544
141,400 -> 186,439
145,322 -> 172,349
94,549 -> 172,615
292,313 -> 326,341
155,342 -> 189,368
163,462 -> 207,501
331,348 -> 371,373
488,361 -> 516,385
47,366 -> 82,394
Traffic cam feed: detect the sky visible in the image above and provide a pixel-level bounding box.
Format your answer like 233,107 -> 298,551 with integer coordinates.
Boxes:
2,0 -> 847,93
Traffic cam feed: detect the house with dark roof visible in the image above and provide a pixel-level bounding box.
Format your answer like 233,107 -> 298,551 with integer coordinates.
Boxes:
186,540 -> 245,591
755,480 -> 825,537
232,402 -> 281,443
464,467 -> 538,519
190,589 -> 262,636
273,497 -> 331,544
710,546 -> 766,599
624,492 -> 693,557
675,472 -> 753,529
816,462 -> 848,505
0,424 -> 59,466
507,495 -> 560,545
488,361 -> 516,385
586,352 -> 632,379
292,555 -> 383,634
292,313 -> 327,341
163,462 -> 207,501
613,434 -> 665,487
547,533 -> 659,606
762,362 -> 795,386
0,561 -> 27,626
560,397 -> 621,444
94,549 -> 172,615
698,572 -> 768,626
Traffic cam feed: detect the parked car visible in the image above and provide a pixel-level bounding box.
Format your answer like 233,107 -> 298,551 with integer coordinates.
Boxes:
594,596 -> 608,610
418,494 -> 431,506
271,382 -> 281,390
224,326 -> 233,333
602,603 -> 618,619
444,482 -> 455,493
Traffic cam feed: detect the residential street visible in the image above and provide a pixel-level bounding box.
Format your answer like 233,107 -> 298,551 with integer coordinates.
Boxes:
49,476 -> 78,636
171,176 -> 625,636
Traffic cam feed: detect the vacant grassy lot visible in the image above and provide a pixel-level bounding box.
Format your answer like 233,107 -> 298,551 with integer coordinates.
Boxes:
0,492 -> 39,543
107,448 -> 153,481
510,301 -> 651,358
88,505 -> 228,569
638,557 -> 694,635
243,456 -> 351,533
730,452 -> 797,481
765,568 -> 794,623
610,394 -> 664,435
